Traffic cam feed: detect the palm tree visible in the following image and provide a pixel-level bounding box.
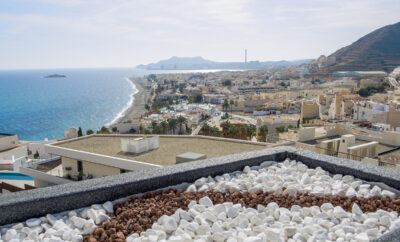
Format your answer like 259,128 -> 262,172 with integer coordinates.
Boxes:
230,99 -> 234,114
222,99 -> 229,113
240,124 -> 248,139
228,125 -> 239,137
247,124 -> 256,140
177,116 -> 187,134
160,121 -> 168,134
258,125 -> 268,142
151,121 -> 158,133
210,126 -> 221,137
201,123 -> 211,134
221,120 -> 231,136
168,118 -> 178,134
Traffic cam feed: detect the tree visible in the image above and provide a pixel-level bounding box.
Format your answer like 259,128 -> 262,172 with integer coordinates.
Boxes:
228,125 -> 239,136
151,121 -> 158,132
194,94 -> 203,103
221,120 -> 231,135
177,116 -> 187,134
78,127 -> 83,137
240,124 -> 248,139
139,124 -> 144,134
297,119 -> 301,128
178,83 -> 185,93
153,124 -> 162,134
247,124 -> 256,140
258,125 -> 268,142
222,80 -> 232,86
168,118 -> 178,134
160,121 -> 168,134
147,74 -> 157,82
222,99 -> 229,112
145,104 -> 150,111
34,151 -> 39,159
210,126 -> 221,137
112,127 -> 118,133
97,126 -> 110,134
201,123 -> 211,134
230,99 -> 234,113
276,125 -> 287,133
86,129 -> 94,135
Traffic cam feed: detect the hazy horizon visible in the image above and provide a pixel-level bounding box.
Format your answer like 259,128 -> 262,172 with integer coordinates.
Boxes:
1,0 -> 399,70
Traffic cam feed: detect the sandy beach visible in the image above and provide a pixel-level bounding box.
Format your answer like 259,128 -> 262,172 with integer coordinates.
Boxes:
114,77 -> 151,124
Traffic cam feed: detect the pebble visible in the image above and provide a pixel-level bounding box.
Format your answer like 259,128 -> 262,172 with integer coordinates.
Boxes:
102,201 -> 114,214
128,200 -> 398,242
26,218 -> 41,227
1,159 -> 399,241
192,160 -> 398,200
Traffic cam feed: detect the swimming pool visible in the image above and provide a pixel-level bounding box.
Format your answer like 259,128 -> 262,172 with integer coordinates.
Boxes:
0,172 -> 34,181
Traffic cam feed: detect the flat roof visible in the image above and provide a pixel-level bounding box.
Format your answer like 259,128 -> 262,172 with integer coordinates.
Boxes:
301,135 -> 394,154
0,133 -> 16,138
54,135 -> 267,166
380,149 -> 400,166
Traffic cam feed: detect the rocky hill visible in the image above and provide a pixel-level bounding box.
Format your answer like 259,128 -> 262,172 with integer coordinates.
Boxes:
137,56 -> 311,70
318,22 -> 400,73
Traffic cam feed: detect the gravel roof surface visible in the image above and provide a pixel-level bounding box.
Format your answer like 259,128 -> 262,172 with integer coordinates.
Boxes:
55,136 -> 266,166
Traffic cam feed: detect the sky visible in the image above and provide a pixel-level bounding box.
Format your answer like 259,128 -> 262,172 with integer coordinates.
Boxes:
0,0 -> 399,69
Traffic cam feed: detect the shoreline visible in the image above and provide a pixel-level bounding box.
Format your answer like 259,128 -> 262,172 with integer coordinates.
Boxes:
110,77 -> 151,125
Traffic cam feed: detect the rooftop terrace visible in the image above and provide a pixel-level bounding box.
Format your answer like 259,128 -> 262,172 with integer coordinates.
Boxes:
1,147 -> 400,241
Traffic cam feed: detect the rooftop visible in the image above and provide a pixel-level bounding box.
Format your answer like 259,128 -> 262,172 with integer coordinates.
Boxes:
1,147 -> 400,241
302,135 -> 395,154
53,135 -> 267,166
0,133 -> 16,138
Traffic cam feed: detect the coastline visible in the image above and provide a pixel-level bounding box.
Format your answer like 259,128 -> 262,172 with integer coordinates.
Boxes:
111,77 -> 151,125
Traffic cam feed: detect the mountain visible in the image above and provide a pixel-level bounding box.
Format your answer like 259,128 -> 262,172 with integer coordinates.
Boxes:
322,22 -> 400,73
136,56 -> 311,70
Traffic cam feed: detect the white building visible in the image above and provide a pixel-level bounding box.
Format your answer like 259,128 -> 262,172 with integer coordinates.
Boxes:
353,101 -> 389,123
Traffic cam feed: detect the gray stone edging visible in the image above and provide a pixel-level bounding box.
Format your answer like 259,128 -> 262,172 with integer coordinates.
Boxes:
0,146 -> 399,240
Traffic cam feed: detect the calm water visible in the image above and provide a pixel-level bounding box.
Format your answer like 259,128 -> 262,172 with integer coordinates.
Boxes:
0,68 -> 144,141
0,68 -> 224,141
0,172 -> 34,181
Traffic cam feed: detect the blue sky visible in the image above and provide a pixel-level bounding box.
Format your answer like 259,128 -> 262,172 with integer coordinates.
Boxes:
0,0 -> 399,69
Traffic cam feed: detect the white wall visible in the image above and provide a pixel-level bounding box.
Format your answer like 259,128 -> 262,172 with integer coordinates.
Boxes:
45,144 -> 161,171
19,166 -> 71,187
0,135 -> 18,152
28,140 -> 56,159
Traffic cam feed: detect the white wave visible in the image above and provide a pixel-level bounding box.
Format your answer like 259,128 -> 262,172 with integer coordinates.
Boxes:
106,78 -> 139,126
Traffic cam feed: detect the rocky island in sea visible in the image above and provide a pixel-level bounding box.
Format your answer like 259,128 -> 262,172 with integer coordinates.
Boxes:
44,74 -> 66,78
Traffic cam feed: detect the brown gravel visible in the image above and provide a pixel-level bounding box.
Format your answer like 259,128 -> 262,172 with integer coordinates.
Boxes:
84,189 -> 400,242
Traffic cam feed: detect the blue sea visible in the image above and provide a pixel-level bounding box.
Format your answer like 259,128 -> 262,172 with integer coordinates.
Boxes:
0,68 -> 147,141
0,68 -> 222,141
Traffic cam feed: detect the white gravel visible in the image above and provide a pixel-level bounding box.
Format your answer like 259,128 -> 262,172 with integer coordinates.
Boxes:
187,160 -> 397,199
1,159 -> 398,242
127,198 -> 400,242
0,202 -> 112,242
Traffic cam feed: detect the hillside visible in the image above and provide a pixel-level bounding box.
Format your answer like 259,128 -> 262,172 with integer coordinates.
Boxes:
137,56 -> 311,70
325,22 -> 400,73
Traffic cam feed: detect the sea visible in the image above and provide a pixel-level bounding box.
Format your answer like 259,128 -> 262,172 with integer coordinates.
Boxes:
0,68 -> 224,141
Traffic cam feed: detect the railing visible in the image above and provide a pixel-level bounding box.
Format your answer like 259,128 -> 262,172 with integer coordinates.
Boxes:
22,156 -> 61,169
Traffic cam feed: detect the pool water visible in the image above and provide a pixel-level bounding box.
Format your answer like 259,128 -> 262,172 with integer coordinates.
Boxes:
0,172 -> 34,181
